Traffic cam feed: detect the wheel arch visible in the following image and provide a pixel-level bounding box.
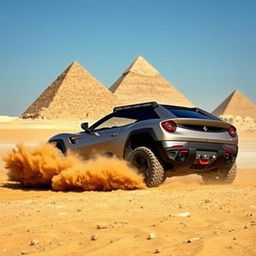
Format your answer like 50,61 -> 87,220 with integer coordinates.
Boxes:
124,128 -> 162,160
48,138 -> 67,154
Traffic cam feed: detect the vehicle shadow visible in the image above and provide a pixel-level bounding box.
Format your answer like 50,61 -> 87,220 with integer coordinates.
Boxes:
1,182 -> 51,191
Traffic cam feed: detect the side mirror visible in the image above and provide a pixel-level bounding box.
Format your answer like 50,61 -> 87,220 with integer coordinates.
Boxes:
81,122 -> 89,131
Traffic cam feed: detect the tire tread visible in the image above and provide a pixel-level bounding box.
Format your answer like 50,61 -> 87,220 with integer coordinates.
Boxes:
129,146 -> 164,187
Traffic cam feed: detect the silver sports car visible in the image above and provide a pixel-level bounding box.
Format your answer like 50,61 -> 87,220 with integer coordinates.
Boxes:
49,102 -> 238,187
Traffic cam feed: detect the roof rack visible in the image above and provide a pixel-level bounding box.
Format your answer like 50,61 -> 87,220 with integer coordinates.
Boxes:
114,101 -> 158,112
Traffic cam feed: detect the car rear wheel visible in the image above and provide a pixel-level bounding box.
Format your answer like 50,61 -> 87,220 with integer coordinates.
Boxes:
128,146 -> 164,187
201,163 -> 237,184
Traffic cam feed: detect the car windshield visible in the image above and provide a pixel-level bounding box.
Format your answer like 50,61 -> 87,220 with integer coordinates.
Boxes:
164,107 -> 211,120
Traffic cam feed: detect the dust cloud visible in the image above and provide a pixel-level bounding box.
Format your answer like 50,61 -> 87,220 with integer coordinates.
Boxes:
3,143 -> 145,191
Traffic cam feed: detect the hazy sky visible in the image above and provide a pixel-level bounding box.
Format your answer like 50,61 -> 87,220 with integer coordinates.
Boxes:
0,0 -> 255,115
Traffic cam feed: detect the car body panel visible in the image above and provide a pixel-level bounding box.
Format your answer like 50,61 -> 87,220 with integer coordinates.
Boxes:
74,127 -> 123,157
48,102 -> 238,175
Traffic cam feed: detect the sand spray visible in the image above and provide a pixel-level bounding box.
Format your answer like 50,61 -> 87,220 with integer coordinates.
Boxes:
3,143 -> 145,191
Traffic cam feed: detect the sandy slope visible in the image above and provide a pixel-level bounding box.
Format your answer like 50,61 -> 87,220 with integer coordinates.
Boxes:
0,122 -> 255,256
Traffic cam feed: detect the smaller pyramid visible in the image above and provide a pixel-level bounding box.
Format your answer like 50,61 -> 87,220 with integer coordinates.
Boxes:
212,90 -> 256,120
22,61 -> 119,120
110,56 -> 193,106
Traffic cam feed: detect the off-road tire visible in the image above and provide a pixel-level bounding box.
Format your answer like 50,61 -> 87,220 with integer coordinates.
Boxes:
161,174 -> 167,183
201,163 -> 237,184
128,146 -> 164,187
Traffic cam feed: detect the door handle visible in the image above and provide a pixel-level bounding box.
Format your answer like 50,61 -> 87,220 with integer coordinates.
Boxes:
111,133 -> 118,137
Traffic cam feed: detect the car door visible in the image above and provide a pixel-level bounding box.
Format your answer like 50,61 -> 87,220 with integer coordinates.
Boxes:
73,115 -> 137,158
75,126 -> 122,158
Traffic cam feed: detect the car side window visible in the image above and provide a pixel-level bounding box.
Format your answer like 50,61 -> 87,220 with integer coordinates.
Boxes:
93,116 -> 137,131
90,107 -> 159,131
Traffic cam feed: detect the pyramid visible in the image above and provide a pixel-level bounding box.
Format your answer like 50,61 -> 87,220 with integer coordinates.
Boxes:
22,61 -> 119,120
109,56 -> 193,106
212,90 -> 256,120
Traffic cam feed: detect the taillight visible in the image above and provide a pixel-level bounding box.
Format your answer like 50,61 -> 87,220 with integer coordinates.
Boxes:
161,121 -> 177,133
228,126 -> 236,137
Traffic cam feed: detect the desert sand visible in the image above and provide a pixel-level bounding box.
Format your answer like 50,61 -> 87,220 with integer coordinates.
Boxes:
0,120 -> 255,256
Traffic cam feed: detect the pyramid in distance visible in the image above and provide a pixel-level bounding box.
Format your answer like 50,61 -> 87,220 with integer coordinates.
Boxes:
22,61 -> 119,120
212,90 -> 256,120
109,56 -> 193,106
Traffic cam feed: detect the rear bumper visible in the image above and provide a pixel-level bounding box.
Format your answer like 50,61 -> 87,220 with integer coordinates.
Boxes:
160,141 -> 238,175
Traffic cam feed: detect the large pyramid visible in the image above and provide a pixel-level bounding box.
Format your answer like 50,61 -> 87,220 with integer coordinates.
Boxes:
22,61 -> 119,120
212,90 -> 256,120
109,56 -> 193,106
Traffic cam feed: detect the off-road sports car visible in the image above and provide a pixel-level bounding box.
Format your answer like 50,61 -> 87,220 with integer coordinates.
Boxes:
49,102 -> 238,187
